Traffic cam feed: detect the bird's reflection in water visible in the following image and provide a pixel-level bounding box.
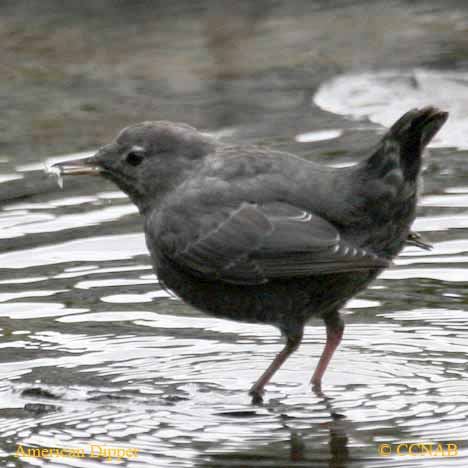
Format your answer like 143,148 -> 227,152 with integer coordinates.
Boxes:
286,388 -> 349,468
315,387 -> 349,468
200,388 -> 350,468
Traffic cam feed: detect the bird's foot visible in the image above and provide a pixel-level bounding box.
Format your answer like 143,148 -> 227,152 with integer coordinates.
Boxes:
310,378 -> 322,395
248,388 -> 264,405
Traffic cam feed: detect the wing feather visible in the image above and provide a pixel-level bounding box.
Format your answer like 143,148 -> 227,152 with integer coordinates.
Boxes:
157,201 -> 389,284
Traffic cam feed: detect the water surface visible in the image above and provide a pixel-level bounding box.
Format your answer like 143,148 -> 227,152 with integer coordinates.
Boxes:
1,1 -> 468,467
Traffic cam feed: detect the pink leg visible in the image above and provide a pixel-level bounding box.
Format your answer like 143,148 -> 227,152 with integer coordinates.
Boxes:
311,317 -> 344,390
249,333 -> 302,404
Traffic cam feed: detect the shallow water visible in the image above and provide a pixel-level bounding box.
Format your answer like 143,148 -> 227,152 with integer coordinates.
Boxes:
2,1 -> 468,467
1,138 -> 468,468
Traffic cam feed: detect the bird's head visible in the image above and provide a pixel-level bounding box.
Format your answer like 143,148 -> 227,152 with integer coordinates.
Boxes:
51,121 -> 216,213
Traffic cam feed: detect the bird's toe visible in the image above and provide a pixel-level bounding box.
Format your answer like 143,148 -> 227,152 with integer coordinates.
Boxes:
249,389 -> 264,405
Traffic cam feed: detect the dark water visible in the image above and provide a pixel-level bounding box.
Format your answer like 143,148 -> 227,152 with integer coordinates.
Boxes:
1,1 -> 468,467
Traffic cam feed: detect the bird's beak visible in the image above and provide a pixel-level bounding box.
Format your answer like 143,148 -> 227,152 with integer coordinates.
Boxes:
50,155 -> 101,177
407,233 -> 433,251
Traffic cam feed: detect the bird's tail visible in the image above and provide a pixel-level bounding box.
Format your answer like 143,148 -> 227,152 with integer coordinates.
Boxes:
366,107 -> 448,180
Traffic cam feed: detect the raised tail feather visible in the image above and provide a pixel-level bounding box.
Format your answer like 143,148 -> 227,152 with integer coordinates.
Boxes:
365,107 -> 448,181
386,106 -> 448,179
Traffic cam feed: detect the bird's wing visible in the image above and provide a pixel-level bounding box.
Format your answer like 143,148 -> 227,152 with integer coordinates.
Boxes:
154,201 -> 389,285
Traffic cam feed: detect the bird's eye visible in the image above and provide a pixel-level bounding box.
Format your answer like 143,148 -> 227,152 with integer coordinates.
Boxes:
126,151 -> 145,167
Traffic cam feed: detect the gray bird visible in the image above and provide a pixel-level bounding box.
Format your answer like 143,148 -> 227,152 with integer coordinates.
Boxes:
52,107 -> 447,403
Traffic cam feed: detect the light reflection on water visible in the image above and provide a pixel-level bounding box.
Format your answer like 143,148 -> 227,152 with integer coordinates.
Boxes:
314,69 -> 468,150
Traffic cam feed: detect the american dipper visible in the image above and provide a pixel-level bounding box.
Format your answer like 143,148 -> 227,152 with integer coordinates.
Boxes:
52,107 -> 447,402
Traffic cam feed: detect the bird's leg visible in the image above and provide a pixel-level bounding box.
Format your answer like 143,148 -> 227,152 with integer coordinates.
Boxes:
249,332 -> 302,404
311,312 -> 344,391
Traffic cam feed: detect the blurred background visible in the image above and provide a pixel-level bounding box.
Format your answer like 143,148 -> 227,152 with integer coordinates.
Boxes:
1,1 -> 468,467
